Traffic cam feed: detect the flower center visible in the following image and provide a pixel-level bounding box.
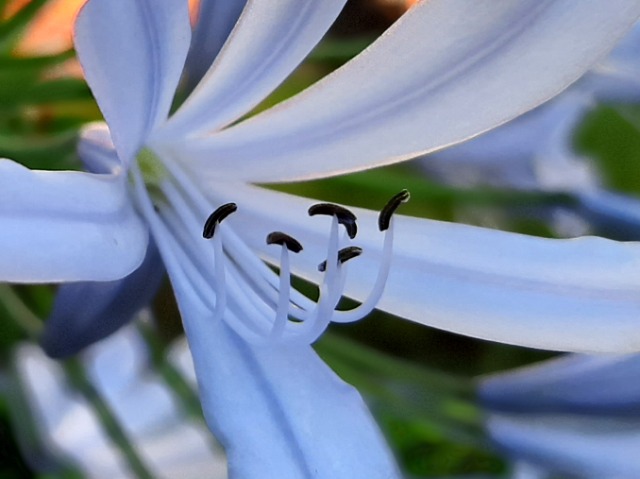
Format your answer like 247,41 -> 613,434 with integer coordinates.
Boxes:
129,149 -> 408,346
201,190 -> 409,345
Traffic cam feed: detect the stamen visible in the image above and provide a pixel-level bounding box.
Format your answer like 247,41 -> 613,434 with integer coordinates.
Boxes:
318,246 -> 363,272
308,202 -> 358,239
267,237 -> 294,339
189,185 -> 409,346
378,189 -> 410,231
203,202 -> 237,238
333,189 -> 410,323
291,216 -> 344,344
266,231 -> 303,253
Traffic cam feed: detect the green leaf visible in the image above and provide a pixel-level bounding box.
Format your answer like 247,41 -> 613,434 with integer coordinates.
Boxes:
576,105 -> 640,195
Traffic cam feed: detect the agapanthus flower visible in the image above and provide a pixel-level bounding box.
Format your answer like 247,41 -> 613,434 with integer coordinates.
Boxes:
3,0 -> 640,476
9,321 -> 227,478
480,353 -> 640,478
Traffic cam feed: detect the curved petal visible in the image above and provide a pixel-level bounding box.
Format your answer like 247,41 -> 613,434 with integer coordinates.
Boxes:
486,413 -> 640,478
40,241 -> 164,359
0,159 -> 147,283
480,354 -> 640,415
201,182 -> 640,353
161,0 -> 346,138
180,315 -> 400,479
74,0 -> 191,163
182,0 -> 247,91
172,0 -> 640,182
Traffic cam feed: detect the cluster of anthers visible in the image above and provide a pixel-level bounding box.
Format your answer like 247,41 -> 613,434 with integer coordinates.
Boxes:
202,190 -> 410,345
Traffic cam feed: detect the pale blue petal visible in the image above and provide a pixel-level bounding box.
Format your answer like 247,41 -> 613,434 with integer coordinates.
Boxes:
0,159 -> 147,283
182,0 -> 247,91
159,0 -> 346,138
202,182 -> 640,352
172,0 -> 640,182
486,413 -> 640,478
169,281 -> 399,478
480,354 -> 640,415
40,241 -> 164,358
74,0 -> 191,163
186,319 -> 399,478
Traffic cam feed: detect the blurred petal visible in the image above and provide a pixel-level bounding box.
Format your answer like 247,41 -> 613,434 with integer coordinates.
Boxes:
14,343 -> 133,477
76,122 -> 123,175
205,182 -> 640,353
74,0 -> 191,163
171,285 -> 399,478
173,0 -> 640,182
480,354 -> 640,415
182,0 -> 247,90
0,159 -> 147,283
13,325 -> 228,478
486,413 -> 640,478
83,324 -> 228,478
162,0 -> 346,137
41,241 -> 164,358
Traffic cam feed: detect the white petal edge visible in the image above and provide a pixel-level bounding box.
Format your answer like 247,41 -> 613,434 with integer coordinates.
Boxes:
199,181 -> 640,353
159,0 -> 346,138
173,0 -> 640,182
486,413 -> 640,478
0,159 -> 147,282
74,0 -> 191,163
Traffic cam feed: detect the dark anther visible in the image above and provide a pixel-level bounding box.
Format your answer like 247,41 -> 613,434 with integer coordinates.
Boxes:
378,189 -> 410,231
308,203 -> 358,239
203,202 -> 237,238
318,246 -> 363,272
266,231 -> 303,253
